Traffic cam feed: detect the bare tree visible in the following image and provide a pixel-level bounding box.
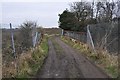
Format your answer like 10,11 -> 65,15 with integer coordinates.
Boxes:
117,0 -> 120,17
70,2 -> 92,22
19,21 -> 37,51
95,0 -> 116,23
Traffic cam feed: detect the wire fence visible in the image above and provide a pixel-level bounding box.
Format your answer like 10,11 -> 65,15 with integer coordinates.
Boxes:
64,21 -> 118,54
2,23 -> 42,53
89,22 -> 118,54
2,23 -> 42,77
64,30 -> 87,43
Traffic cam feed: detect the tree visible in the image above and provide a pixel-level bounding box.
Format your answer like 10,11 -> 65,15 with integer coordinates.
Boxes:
69,2 -> 97,30
19,21 -> 37,51
59,9 -> 89,31
95,1 -> 116,23
58,9 -> 79,31
116,0 -> 120,17
59,1 -> 118,32
70,2 -> 93,22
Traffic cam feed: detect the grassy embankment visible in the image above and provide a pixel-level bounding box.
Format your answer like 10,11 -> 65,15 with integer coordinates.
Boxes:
61,36 -> 118,78
16,35 -> 49,78
3,36 -> 48,78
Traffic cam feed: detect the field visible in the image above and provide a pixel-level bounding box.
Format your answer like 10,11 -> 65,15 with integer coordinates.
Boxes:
42,28 -> 61,35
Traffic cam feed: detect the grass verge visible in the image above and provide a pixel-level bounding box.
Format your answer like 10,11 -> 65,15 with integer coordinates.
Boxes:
2,36 -> 48,78
16,35 -> 48,78
61,36 -> 118,78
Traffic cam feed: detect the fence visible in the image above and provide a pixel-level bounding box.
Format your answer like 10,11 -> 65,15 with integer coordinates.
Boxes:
63,22 -> 118,54
2,23 -> 42,77
32,28 -> 41,47
64,30 -> 87,43
88,22 -> 118,54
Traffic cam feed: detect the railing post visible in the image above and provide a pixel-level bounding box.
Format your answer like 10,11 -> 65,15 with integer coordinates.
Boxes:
87,25 -> 96,53
10,23 -> 17,75
10,23 -> 16,58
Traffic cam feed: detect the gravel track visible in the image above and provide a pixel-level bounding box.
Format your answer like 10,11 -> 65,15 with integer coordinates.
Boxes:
36,36 -> 109,78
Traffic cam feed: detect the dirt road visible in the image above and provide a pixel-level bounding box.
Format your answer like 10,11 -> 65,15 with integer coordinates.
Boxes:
36,36 -> 109,78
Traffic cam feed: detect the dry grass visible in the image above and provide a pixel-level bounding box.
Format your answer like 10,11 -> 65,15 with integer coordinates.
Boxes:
2,35 -> 48,78
61,36 -> 118,78
43,28 -> 61,35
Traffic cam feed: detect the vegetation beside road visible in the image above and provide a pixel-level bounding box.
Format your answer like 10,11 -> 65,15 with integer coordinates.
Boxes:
61,36 -> 118,78
2,34 -> 48,78
2,21 -> 49,78
17,35 -> 48,78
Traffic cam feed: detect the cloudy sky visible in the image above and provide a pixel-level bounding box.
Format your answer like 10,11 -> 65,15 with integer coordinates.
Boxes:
2,2 -> 70,28
1,0 -> 110,28
1,0 -> 88,28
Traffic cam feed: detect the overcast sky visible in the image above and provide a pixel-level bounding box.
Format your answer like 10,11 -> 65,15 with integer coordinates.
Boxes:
2,2 -> 71,28
1,0 -> 116,28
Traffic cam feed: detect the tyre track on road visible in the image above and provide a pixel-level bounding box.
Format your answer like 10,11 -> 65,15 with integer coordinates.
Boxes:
36,36 -> 109,78
55,37 -> 109,78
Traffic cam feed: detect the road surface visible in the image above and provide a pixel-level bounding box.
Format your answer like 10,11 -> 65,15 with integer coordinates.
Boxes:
36,36 -> 109,78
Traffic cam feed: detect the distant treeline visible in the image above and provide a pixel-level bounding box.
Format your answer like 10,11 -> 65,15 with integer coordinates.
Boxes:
58,1 -> 120,32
